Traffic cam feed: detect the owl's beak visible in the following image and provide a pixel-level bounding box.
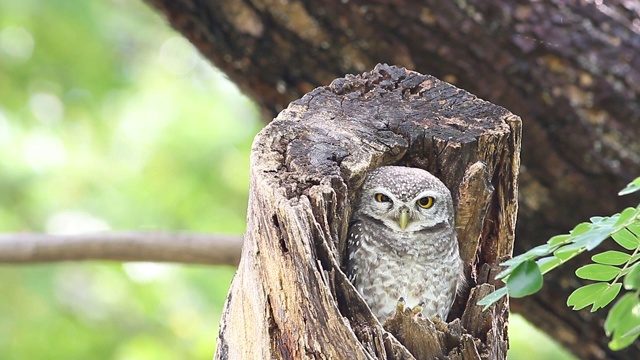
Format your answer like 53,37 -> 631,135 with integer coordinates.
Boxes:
398,207 -> 410,230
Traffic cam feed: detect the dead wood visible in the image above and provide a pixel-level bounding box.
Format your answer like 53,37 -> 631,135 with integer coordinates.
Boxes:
215,64 -> 520,359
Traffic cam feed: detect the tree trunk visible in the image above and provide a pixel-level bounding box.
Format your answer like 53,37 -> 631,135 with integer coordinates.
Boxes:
214,65 -> 520,359
145,0 -> 640,358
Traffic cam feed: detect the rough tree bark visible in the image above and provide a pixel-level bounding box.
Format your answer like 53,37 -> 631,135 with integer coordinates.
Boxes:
145,0 -> 640,358
215,65 -> 520,359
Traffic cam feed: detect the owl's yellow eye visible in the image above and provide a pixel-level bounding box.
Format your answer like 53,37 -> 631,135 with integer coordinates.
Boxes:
416,196 -> 434,209
374,193 -> 391,202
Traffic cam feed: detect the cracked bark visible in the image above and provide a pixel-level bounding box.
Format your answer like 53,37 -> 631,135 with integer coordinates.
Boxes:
144,0 -> 640,358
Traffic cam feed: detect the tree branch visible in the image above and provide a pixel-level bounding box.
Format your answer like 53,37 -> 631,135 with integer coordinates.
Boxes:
0,232 -> 242,266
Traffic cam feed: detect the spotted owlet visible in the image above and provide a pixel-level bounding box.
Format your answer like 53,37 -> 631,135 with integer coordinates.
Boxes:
346,166 -> 464,323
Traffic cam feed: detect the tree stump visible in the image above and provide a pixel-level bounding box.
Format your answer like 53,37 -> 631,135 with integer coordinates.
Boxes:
215,64 -> 521,359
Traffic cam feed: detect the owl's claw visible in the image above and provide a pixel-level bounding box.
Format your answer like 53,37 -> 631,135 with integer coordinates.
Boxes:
432,315 -> 449,331
394,298 -> 425,318
412,301 -> 425,316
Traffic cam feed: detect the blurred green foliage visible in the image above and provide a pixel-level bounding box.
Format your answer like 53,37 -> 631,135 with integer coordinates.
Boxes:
0,0 -> 577,358
0,0 -> 255,358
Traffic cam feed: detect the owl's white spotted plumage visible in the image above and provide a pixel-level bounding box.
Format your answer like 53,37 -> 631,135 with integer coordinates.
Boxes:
346,166 -> 463,323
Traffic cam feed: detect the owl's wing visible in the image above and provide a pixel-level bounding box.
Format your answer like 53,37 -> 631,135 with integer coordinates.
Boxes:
345,219 -> 364,283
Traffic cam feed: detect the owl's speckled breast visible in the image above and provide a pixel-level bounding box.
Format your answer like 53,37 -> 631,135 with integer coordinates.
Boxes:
348,220 -> 462,322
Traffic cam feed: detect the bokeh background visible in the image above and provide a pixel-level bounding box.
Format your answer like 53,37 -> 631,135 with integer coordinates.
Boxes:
0,0 -> 576,358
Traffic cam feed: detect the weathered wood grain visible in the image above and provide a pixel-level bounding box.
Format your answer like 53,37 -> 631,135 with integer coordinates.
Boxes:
216,64 -> 520,359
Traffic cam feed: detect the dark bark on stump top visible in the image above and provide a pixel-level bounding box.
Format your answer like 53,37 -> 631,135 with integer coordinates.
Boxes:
215,64 -> 520,359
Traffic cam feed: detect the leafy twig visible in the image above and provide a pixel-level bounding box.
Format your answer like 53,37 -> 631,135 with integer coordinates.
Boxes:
478,177 -> 640,350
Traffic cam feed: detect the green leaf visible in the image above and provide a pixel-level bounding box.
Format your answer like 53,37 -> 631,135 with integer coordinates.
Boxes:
629,223 -> 640,238
609,333 -> 639,351
525,243 -> 554,257
567,282 -> 609,311
500,244 -> 554,270
554,243 -> 584,261
500,253 -> 535,268
495,267 -> 513,280
498,246 -> 555,280
611,228 -> 639,250
571,222 -> 592,236
548,234 -> 571,246
499,258 -> 521,267
500,244 -> 553,268
592,250 -> 631,265
615,207 -> 637,226
605,293 -> 637,336
537,256 -> 562,274
506,260 -> 543,298
584,232 -> 613,251
623,264 -> 640,290
575,264 -> 621,281
607,295 -> 640,350
618,177 -> 640,195
579,223 -> 618,251
477,287 -> 508,310
622,325 -> 640,339
592,283 -> 621,311
555,219 -> 619,258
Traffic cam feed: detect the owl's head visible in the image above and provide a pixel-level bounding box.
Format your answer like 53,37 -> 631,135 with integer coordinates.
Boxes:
354,166 -> 455,233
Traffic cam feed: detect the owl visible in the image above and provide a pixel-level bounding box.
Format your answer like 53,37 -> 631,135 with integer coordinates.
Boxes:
346,166 -> 463,323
